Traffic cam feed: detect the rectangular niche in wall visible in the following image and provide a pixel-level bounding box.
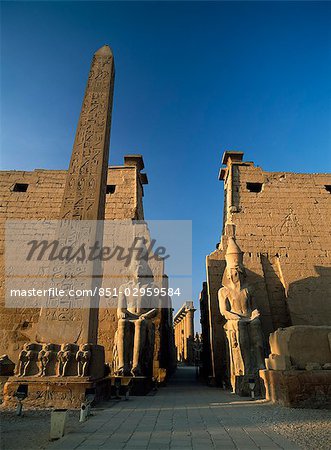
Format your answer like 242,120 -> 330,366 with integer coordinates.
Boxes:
246,182 -> 263,193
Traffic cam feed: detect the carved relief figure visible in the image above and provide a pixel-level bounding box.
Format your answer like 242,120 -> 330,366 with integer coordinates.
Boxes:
218,237 -> 265,391
114,251 -> 159,377
17,343 -> 29,377
57,343 -> 76,377
17,343 -> 39,377
76,344 -> 91,377
38,343 -> 56,377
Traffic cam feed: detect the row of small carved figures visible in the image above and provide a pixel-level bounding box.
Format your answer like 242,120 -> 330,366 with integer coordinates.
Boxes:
17,343 -> 91,378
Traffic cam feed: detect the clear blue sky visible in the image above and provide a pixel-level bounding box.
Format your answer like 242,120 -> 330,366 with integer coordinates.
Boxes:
1,1 -> 331,330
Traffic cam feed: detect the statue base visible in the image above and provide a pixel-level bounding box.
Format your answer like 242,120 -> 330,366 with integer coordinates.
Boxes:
3,376 -> 110,409
260,369 -> 331,408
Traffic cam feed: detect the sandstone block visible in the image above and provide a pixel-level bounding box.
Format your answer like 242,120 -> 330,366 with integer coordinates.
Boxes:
266,326 -> 331,370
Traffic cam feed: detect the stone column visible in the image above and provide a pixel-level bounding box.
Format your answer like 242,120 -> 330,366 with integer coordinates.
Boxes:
174,324 -> 178,359
186,309 -> 195,339
177,322 -> 180,360
183,321 -> 186,360
185,308 -> 195,364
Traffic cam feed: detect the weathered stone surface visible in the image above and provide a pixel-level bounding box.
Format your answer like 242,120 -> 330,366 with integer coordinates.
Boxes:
261,326 -> 331,407
0,161 -> 148,360
0,45 -> 175,402
113,254 -> 159,377
199,282 -> 213,380
0,157 -> 174,386
203,151 -> 331,385
3,376 -> 110,408
14,342 -> 104,379
260,369 -> 331,408
218,237 -> 265,395
265,326 -> 331,370
37,45 -> 115,346
219,152 -> 331,329
204,255 -> 227,385
60,45 -> 115,222
17,342 -> 41,377
265,353 -> 291,371
2,45 -> 115,406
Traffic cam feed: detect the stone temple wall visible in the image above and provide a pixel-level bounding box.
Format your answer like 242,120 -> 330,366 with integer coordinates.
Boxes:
205,151 -> 331,384
0,159 -> 150,364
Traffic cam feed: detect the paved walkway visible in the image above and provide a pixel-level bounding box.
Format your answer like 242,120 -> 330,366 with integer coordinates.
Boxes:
48,367 -> 300,450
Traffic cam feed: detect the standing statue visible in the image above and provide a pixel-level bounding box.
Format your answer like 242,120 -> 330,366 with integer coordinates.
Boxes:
17,343 -> 39,377
57,343 -> 76,377
38,343 -> 55,377
17,343 -> 30,377
76,344 -> 91,377
114,254 -> 159,377
218,237 -> 265,393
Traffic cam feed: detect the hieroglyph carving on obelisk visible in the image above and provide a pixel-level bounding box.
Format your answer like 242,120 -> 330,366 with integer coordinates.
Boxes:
37,46 -> 115,345
61,45 -> 114,221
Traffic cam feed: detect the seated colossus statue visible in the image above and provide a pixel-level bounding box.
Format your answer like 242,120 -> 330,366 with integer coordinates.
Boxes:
113,245 -> 159,377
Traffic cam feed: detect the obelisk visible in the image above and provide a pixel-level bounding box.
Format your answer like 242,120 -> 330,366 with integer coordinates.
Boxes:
61,45 -> 114,221
37,45 -> 115,345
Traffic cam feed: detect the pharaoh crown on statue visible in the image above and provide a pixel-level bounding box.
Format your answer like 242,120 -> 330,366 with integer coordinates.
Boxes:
225,237 -> 244,270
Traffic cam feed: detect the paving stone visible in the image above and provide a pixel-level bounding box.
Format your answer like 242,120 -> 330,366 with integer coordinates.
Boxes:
47,367 -> 303,450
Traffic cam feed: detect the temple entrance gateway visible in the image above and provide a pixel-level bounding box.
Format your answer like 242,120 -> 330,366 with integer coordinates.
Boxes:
2,46 -> 176,407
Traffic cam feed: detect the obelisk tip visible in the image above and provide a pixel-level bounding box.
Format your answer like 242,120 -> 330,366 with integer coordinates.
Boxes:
94,45 -> 113,56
